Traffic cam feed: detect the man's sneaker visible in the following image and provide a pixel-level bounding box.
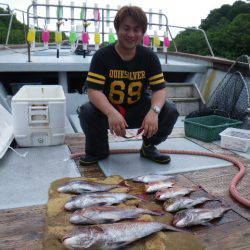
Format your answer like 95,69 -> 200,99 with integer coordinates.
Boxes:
140,144 -> 171,164
79,154 -> 109,166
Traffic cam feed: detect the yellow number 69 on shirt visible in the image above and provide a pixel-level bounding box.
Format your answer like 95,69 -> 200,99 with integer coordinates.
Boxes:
109,80 -> 142,105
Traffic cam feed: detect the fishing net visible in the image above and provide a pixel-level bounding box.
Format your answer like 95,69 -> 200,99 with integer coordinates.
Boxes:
187,55 -> 250,122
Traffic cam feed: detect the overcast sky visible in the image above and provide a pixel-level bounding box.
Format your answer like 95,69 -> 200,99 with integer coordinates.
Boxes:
1,0 -> 240,26
0,0 -> 242,38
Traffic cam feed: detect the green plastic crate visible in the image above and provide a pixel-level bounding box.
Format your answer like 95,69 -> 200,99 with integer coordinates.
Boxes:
184,115 -> 243,142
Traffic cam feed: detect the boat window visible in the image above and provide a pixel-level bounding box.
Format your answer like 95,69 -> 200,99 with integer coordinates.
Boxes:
164,72 -> 190,83
67,72 -> 88,94
0,72 -> 58,95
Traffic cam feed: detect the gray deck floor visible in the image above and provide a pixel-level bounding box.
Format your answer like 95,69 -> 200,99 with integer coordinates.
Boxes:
0,145 -> 80,209
0,116 -> 77,210
99,138 -> 231,178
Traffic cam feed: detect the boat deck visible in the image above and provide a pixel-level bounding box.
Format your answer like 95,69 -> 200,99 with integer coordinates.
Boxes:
0,48 -> 210,73
0,126 -> 249,250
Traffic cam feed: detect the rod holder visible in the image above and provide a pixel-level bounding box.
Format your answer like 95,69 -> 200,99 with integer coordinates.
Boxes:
46,0 -> 50,24
70,1 -> 74,25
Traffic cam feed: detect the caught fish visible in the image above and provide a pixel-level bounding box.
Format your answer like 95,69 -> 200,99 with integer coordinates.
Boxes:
163,196 -> 212,212
70,206 -> 164,224
57,180 -> 123,194
131,174 -> 175,183
145,180 -> 175,193
63,221 -> 182,249
156,186 -> 197,200
173,207 -> 230,227
64,192 -> 141,211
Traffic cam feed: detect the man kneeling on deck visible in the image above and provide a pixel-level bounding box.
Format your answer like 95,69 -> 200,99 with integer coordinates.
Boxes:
78,5 -> 179,166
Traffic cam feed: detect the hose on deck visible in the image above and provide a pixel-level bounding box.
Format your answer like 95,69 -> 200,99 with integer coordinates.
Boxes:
70,149 -> 250,208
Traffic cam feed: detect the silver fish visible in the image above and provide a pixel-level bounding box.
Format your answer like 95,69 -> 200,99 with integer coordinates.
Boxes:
145,180 -> 175,193
163,196 -> 212,212
63,221 -> 182,249
64,192 -> 140,211
173,207 -> 230,227
131,174 -> 175,183
155,186 -> 196,200
70,206 -> 164,224
57,180 -> 122,194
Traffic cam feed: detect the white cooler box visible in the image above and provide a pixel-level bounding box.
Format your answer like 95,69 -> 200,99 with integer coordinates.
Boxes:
11,85 -> 66,147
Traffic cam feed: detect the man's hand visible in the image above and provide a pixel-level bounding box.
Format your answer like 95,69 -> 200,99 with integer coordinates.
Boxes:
141,109 -> 158,138
108,110 -> 128,137
87,89 -> 128,137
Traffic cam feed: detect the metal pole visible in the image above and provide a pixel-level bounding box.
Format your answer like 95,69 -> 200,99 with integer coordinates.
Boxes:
101,9 -> 104,43
168,28 -> 177,52
22,12 -> 27,44
6,13 -> 14,45
199,28 -> 214,57
168,24 -> 215,57
83,21 -> 86,58
162,14 -> 177,52
27,5 -> 32,62
56,21 -> 60,58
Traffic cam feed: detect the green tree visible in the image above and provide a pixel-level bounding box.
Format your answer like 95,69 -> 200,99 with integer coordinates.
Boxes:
169,29 -> 210,56
227,14 -> 250,58
0,7 -> 67,44
171,1 -> 250,60
200,1 -> 250,30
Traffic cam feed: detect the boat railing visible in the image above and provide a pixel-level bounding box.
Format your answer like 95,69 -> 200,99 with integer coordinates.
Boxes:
0,4 -> 35,46
0,3 -> 13,46
1,2 -> 215,60
167,24 -> 214,57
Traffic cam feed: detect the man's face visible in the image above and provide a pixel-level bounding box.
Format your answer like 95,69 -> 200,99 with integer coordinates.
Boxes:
116,16 -> 144,50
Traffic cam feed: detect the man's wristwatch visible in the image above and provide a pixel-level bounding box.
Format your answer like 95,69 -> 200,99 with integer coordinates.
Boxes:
151,105 -> 161,114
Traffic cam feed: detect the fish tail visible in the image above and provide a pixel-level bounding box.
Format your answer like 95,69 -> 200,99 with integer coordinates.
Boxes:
119,180 -> 132,188
132,193 -> 150,201
211,197 -> 231,210
148,209 -> 165,216
162,222 -> 185,232
220,200 -> 231,211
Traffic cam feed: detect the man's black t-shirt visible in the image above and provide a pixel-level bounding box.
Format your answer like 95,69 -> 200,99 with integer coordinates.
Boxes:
86,44 -> 166,107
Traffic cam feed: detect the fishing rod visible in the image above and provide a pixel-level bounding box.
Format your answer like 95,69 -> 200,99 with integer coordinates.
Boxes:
55,0 -> 63,58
